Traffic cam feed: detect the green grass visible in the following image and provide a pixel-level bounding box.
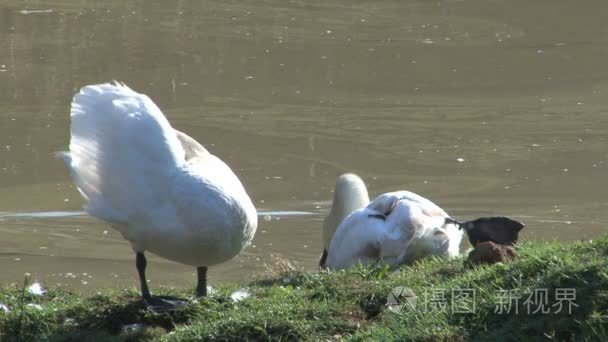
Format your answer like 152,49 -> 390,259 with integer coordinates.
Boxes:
1,236 -> 607,341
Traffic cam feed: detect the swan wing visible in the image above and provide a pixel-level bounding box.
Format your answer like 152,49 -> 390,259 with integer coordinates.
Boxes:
161,154 -> 257,264
388,198 -> 462,260
61,83 -> 185,223
380,200 -> 441,263
326,201 -> 428,269
367,191 -> 448,217
326,208 -> 385,269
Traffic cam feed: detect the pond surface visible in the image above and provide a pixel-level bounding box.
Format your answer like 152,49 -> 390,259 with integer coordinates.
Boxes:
1,0 -> 608,292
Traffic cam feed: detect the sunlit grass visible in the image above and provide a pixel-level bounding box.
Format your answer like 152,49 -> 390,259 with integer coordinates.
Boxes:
1,236 -> 607,341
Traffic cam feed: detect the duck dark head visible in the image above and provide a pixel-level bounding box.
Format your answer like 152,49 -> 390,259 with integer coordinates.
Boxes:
459,216 -> 524,247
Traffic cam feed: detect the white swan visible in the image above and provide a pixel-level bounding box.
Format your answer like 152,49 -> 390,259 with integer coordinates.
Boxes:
59,83 -> 257,310
320,173 -> 369,267
324,178 -> 463,270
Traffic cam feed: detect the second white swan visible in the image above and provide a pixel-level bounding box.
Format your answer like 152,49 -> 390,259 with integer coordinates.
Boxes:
323,175 -> 463,270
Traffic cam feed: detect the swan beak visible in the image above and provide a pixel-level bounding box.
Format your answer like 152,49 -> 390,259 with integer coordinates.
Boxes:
368,213 -> 387,221
444,217 -> 463,228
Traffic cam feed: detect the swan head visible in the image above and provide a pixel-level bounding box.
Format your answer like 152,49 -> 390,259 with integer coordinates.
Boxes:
320,173 -> 370,267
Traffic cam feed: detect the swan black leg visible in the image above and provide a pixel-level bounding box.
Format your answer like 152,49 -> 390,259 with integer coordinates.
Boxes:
319,249 -> 328,268
136,252 -> 152,300
135,251 -> 188,312
196,266 -> 208,297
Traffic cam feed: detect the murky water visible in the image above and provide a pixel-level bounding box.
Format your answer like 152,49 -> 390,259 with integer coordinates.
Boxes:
1,0 -> 608,292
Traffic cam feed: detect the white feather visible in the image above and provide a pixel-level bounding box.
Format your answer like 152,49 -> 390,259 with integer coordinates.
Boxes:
325,184 -> 463,270
61,83 -> 257,267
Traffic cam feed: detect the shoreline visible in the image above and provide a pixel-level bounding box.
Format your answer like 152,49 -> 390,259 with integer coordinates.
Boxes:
1,236 -> 607,341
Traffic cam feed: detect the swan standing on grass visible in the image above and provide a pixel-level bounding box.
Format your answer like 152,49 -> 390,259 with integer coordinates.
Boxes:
319,173 -> 369,267
325,188 -> 463,270
59,83 -> 258,311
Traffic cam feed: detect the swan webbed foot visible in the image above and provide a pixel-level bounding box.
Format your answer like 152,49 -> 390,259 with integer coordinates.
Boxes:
143,295 -> 189,313
136,252 -> 190,312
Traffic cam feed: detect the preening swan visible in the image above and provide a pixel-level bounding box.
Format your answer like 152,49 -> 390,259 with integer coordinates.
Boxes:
59,83 -> 257,311
320,173 -> 369,267
325,190 -> 463,270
